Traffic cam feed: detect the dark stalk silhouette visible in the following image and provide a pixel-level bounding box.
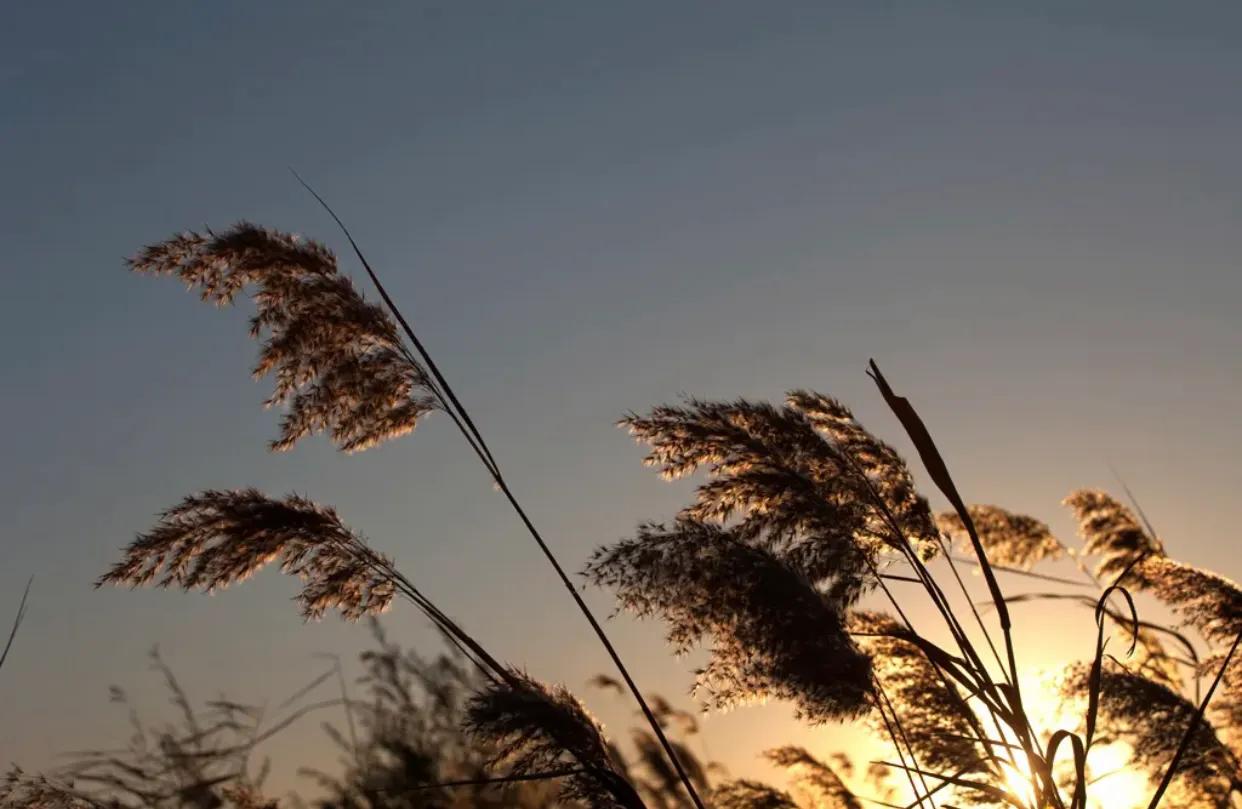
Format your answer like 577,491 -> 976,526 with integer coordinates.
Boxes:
0,577 -> 32,675
290,172 -> 706,809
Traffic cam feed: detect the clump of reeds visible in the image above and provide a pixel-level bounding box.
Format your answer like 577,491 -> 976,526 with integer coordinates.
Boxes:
595,365 -> 1242,808
49,202 -> 1242,809
95,208 -> 705,809
115,196 -> 715,809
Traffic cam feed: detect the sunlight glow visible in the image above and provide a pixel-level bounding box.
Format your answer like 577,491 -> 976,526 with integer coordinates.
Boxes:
1024,671 -> 1152,809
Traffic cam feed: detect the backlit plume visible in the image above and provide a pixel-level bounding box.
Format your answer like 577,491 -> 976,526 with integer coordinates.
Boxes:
618,394 -> 936,608
129,223 -> 438,453
1,769 -> 100,809
850,611 -> 987,777
1064,489 -> 1164,579
1137,556 -> 1242,646
97,489 -> 395,620
466,670 -> 643,809
1061,664 -> 1239,807
708,780 -> 799,809
765,747 -> 862,809
937,504 -> 1065,570
585,519 -> 872,723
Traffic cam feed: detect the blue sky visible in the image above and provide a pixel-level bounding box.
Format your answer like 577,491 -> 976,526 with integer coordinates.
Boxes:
4,0 -> 1242,793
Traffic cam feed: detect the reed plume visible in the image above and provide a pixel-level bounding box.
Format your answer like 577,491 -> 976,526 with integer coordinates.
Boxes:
937,505 -> 1064,570
1135,557 -> 1242,647
849,611 -> 987,778
131,202 -> 706,808
617,395 -> 934,610
216,787 -> 275,809
585,519 -> 871,722
1064,490 -> 1164,580
129,224 -> 438,453
1,770 -> 103,809
1129,623 -> 1188,691
784,391 -> 938,550
707,781 -> 798,809
465,671 -> 644,809
764,747 -> 862,809
1061,664 -> 1239,806
115,212 -> 1242,808
628,731 -> 709,809
97,489 -> 395,621
644,695 -> 699,737
99,490 -> 654,808
1204,653 -> 1242,758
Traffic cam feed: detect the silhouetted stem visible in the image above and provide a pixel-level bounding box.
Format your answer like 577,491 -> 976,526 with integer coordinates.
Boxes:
295,173 -> 704,809
1146,629 -> 1242,809
0,576 -> 32,674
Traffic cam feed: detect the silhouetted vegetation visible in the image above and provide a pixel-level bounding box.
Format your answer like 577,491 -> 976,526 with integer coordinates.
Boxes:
7,213 -> 1242,808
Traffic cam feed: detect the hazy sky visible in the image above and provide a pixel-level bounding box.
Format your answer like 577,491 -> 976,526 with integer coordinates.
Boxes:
4,0 -> 1242,795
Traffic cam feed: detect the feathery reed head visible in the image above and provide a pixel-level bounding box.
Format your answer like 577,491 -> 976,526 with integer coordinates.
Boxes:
1061,663 -> 1237,806
785,390 -> 938,548
130,223 -> 438,453
465,670 -> 641,809
937,505 -> 1064,570
629,729 -> 710,805
1136,556 -> 1242,647
619,394 -> 935,608
1064,490 -> 1163,579
586,519 -> 872,723
849,611 -> 987,776
97,489 -> 395,620
1204,652 -> 1242,754
1128,624 -> 1187,691
707,780 -> 798,809
1,768 -> 102,809
765,747 -> 862,809
218,786 -> 277,809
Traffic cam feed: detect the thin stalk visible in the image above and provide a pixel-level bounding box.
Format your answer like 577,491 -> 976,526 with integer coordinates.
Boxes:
0,576 -> 32,674
867,362 -> 1065,807
861,555 -> 1010,793
1146,629 -> 1242,808
294,173 -> 705,809
935,535 -> 1009,699
867,361 -> 1021,690
873,681 -> 932,809
950,556 -> 1093,589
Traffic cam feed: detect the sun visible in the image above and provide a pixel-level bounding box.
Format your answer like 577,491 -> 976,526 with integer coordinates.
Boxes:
992,739 -> 1149,809
1015,674 -> 1153,809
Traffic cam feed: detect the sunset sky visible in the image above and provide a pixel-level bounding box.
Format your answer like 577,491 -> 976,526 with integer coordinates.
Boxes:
4,1 -> 1242,800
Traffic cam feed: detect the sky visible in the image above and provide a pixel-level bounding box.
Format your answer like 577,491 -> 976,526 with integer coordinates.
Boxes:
3,0 -> 1242,799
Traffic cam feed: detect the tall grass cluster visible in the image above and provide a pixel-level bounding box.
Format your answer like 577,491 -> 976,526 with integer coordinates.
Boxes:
6,202 -> 1242,809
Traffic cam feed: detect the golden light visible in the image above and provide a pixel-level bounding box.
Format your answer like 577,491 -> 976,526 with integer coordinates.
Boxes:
1021,670 -> 1153,809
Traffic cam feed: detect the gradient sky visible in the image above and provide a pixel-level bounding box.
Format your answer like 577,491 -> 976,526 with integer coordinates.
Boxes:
4,0 -> 1242,797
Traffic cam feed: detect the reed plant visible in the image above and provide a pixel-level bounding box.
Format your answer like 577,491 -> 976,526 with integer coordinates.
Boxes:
11,193 -> 1242,808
